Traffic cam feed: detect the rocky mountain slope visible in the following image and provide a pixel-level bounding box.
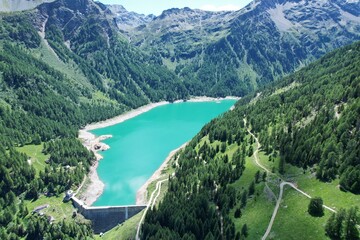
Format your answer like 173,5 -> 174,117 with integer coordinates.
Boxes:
106,4 -> 155,33
0,0 -> 55,12
121,0 -> 360,96
0,0 -> 359,239
36,0 -> 188,106
121,7 -> 238,69
2,0 -> 359,98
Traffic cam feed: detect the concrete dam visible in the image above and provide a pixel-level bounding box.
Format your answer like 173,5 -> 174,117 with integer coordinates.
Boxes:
72,197 -> 146,233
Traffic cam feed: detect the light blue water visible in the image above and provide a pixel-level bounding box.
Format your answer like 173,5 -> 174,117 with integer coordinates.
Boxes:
91,100 -> 236,206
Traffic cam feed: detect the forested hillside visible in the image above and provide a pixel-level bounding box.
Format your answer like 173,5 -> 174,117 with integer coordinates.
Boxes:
0,0 -> 190,237
37,0 -> 188,106
126,0 -> 360,97
0,0 -> 359,239
141,41 -> 360,239
0,42 -> 100,239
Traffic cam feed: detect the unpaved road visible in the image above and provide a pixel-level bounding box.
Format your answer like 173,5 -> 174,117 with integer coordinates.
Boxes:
135,179 -> 168,240
244,119 -> 336,240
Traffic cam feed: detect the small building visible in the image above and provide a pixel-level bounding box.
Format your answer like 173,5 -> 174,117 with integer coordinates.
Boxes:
64,190 -> 74,201
33,204 -> 49,213
66,190 -> 74,198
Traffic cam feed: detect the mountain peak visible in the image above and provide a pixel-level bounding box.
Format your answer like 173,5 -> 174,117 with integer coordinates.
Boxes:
157,7 -> 197,19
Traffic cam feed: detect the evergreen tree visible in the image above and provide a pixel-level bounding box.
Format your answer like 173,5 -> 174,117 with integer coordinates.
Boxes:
241,190 -> 248,208
279,157 -> 285,174
325,210 -> 345,239
308,197 -> 324,217
344,207 -> 359,240
262,172 -> 267,182
255,170 -> 261,183
241,224 -> 248,238
248,145 -> 254,157
234,208 -> 242,219
248,181 -> 256,196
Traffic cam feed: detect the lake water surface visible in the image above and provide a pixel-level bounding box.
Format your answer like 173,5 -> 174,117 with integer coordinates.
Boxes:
91,100 -> 236,206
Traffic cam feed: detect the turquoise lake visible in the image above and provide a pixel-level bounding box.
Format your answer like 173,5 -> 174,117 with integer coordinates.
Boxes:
91,100 -> 236,206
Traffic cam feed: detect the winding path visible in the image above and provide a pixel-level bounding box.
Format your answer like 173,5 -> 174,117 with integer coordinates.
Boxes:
74,176 -> 87,196
244,119 -> 336,240
135,179 -> 168,240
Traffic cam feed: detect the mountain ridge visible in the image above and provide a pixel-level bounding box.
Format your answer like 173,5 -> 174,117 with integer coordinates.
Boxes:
0,0 -> 359,238
122,0 -> 360,96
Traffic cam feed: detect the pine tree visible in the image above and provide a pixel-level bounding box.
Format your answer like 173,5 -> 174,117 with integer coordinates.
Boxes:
241,224 -> 248,238
248,181 -> 255,196
279,156 -> 285,174
325,210 -> 344,239
344,207 -> 359,240
234,208 -> 242,218
248,145 -> 253,157
255,170 -> 260,183
308,197 -> 324,217
262,172 -> 267,182
241,190 -> 248,208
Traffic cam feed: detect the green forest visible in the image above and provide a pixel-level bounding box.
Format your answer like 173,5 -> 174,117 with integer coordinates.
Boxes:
141,42 -> 360,239
0,1 -> 359,239
0,6 -> 190,238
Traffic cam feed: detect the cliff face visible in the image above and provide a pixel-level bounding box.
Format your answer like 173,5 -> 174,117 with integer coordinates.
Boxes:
0,0 -> 56,12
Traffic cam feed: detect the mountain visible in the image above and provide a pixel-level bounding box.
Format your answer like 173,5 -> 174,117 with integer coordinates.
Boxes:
0,0 -> 191,144
3,0 -> 359,99
106,4 -> 155,33
35,0 -> 188,106
0,0 -> 188,238
142,40 -> 360,240
0,0 -> 359,239
0,0 -> 55,12
124,0 -> 360,96
122,7 -> 238,66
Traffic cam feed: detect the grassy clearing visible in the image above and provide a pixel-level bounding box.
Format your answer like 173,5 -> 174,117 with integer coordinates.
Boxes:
232,155 -> 258,190
232,187 -> 274,239
269,186 -> 330,240
16,144 -> 48,176
231,151 -> 275,239
258,151 -> 278,173
32,40 -> 93,91
24,195 -> 85,223
271,81 -> 301,96
257,150 -> 360,210
18,144 -> 88,224
91,91 -> 119,105
295,172 -> 360,210
255,144 -> 360,239
95,210 -> 144,240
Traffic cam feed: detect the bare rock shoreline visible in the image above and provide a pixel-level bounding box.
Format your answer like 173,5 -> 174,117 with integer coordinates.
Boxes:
76,97 -> 239,206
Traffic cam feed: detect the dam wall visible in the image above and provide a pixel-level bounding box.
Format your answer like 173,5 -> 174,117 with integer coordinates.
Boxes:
72,197 -> 146,233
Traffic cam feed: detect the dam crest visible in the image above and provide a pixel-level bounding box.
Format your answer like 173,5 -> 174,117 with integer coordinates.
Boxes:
71,197 -> 146,233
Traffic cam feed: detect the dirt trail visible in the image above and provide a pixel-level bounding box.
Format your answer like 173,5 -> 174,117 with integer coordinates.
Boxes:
135,179 -> 168,240
244,119 -> 336,240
